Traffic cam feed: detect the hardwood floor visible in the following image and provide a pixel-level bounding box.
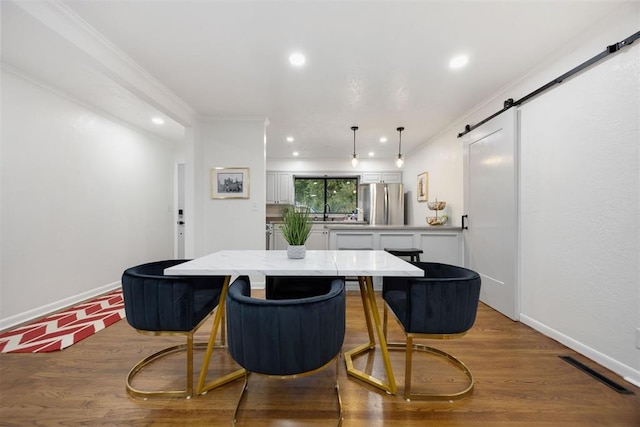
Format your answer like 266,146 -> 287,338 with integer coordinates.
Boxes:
1,290 -> 638,426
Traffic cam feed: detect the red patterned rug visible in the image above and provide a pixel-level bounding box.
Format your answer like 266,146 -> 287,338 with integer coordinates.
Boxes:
0,289 -> 125,353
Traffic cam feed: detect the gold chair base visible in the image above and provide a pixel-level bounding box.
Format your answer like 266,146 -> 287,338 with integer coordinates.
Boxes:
127,341 -> 204,399
232,356 -> 343,426
126,339 -> 244,399
384,302 -> 474,401
387,341 -> 474,401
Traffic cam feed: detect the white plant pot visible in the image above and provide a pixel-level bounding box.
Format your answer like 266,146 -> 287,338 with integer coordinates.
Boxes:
287,245 -> 306,259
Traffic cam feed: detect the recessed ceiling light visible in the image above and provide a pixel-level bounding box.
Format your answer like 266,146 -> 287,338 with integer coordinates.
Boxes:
151,117 -> 165,125
449,55 -> 469,70
379,137 -> 387,143
289,52 -> 306,67
292,151 -> 299,156
368,152 -> 375,157
286,136 -> 294,142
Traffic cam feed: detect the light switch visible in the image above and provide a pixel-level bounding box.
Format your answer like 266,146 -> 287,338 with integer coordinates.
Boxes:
251,202 -> 258,211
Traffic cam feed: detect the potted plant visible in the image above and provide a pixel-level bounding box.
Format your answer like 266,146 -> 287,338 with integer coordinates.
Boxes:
281,206 -> 312,259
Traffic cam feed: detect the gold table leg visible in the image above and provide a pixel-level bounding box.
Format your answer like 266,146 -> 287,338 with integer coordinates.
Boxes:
344,276 -> 397,395
197,275 -> 245,395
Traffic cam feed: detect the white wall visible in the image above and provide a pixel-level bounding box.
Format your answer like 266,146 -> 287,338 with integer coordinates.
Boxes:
181,119 -> 266,287
404,3 -> 639,385
518,40 -> 639,384
0,69 -> 181,328
193,119 -> 266,256
403,136 -> 463,227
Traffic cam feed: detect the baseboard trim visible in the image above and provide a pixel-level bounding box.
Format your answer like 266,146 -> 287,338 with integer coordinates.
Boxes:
0,281 -> 121,332
520,314 -> 640,388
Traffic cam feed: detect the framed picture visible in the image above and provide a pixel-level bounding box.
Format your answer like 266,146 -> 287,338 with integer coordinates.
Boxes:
210,167 -> 250,199
417,171 -> 429,202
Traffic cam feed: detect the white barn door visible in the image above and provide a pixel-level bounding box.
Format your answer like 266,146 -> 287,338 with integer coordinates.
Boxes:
463,109 -> 519,320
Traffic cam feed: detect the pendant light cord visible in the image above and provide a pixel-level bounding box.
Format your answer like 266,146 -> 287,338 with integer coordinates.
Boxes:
351,126 -> 358,156
397,127 -> 404,156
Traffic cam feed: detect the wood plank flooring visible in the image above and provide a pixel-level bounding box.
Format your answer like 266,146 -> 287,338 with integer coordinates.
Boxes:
1,290 -> 638,426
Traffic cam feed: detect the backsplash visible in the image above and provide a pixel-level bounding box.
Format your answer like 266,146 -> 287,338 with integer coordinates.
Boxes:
266,203 -> 290,222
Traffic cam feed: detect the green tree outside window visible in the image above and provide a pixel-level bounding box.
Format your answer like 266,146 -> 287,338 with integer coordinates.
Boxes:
294,177 -> 358,218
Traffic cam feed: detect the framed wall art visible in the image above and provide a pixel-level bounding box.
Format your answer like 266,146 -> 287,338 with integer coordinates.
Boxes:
210,167 -> 250,199
417,171 -> 429,202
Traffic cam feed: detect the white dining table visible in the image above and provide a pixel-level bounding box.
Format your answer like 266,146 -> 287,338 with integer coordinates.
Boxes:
165,249 -> 423,395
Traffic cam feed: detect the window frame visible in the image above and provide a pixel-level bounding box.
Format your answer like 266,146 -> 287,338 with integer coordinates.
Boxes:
293,175 -> 359,220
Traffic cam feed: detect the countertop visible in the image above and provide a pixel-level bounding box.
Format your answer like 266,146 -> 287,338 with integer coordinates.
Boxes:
269,220 -> 368,225
268,220 -> 461,231
321,224 -> 462,231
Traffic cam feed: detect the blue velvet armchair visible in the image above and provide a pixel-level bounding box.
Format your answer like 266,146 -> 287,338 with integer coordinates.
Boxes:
226,275 -> 345,425
383,262 -> 481,401
264,275 -> 341,300
121,259 -> 228,399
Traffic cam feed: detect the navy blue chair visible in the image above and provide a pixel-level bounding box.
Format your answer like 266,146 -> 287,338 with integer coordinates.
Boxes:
383,262 -> 481,401
121,259 -> 229,399
264,275 -> 342,299
226,275 -> 345,425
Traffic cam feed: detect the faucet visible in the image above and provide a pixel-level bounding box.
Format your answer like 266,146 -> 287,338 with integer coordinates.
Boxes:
323,203 -> 330,221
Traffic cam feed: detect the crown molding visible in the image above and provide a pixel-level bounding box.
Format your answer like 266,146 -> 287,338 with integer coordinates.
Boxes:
12,0 -> 198,127
2,61 -> 186,144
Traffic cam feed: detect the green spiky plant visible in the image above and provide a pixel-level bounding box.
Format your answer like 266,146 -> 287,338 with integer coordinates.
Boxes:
281,206 -> 312,246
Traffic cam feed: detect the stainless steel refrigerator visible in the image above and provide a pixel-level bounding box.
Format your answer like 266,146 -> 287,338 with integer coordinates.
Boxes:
358,183 -> 405,225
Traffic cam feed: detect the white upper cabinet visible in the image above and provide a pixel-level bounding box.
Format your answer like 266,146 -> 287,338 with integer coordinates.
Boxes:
360,171 -> 402,184
266,172 -> 277,203
266,172 -> 293,204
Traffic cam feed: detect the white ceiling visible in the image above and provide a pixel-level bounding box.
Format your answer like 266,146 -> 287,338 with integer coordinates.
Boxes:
2,1 -> 625,160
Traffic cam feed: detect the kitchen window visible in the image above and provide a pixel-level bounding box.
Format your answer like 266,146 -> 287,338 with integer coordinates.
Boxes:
294,177 -> 358,220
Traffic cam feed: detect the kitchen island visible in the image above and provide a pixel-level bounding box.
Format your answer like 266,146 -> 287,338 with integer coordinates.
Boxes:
269,221 -> 463,283
324,223 -> 463,267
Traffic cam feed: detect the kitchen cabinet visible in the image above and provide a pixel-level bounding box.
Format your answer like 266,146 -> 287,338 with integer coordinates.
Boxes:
331,231 -> 376,250
272,225 -> 288,250
305,226 -> 329,250
360,171 -> 402,184
266,172 -> 293,204
271,224 -> 328,250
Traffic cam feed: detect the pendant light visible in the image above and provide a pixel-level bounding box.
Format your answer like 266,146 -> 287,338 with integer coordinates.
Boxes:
351,126 -> 359,167
395,126 -> 405,168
